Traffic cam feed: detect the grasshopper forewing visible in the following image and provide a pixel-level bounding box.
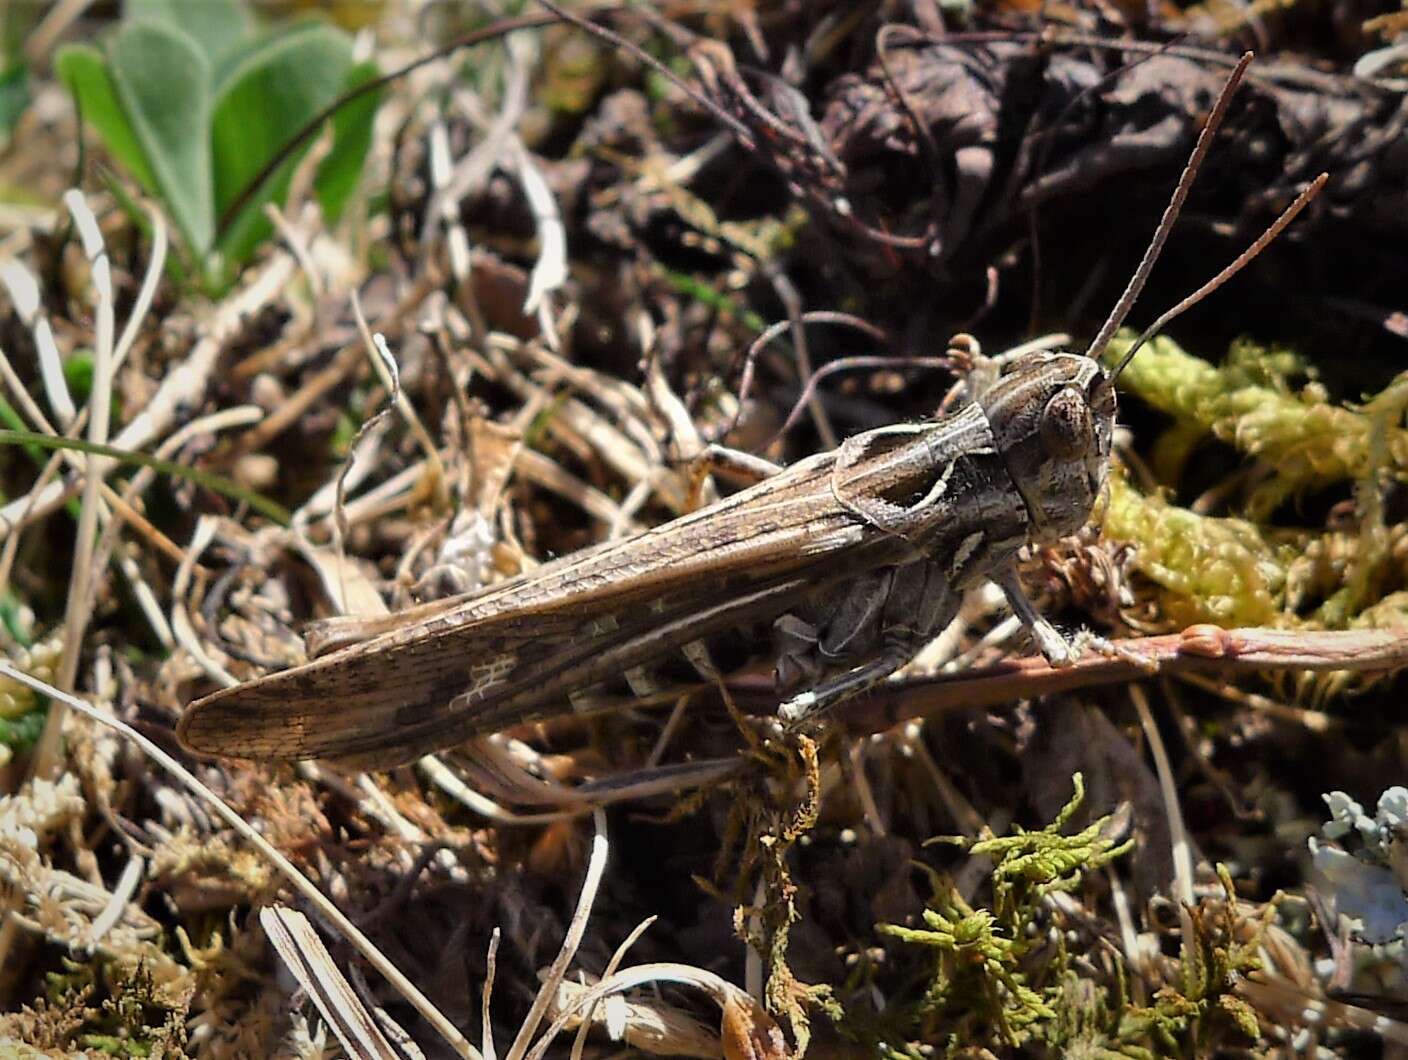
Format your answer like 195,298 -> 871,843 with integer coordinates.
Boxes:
178,52 -> 1325,770
180,400 -> 1033,768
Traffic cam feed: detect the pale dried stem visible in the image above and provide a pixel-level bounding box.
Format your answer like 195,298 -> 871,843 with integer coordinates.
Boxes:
418,753 -> 585,824
170,517 -> 238,689
1175,670 -> 1337,733
260,905 -> 400,1060
482,928 -> 501,1060
523,961 -> 752,1060
1130,684 -> 1195,908
41,192 -> 117,781
504,809 -> 609,1060
0,252 -> 297,533
352,292 -> 448,505
568,915 -> 659,1060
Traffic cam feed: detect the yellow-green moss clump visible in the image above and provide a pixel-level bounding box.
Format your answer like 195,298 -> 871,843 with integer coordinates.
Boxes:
1099,333 -> 1408,635
1104,333 -> 1408,519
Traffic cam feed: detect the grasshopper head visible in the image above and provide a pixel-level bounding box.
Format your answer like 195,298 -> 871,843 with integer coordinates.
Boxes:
976,352 -> 1116,542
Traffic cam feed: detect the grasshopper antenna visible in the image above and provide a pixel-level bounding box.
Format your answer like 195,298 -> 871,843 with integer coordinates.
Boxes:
1109,171 -> 1327,380
1083,51 -> 1254,363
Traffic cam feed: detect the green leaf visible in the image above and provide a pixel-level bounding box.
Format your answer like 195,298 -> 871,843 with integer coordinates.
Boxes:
55,44 -> 158,193
209,22 -> 364,274
314,58 -> 382,223
0,61 -> 28,148
107,19 -> 214,256
125,0 -> 253,67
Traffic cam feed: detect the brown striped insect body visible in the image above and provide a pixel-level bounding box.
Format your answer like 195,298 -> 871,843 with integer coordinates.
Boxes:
178,53 -> 1324,769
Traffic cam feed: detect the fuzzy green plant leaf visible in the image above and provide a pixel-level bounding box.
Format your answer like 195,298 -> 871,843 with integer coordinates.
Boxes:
57,4 -> 380,292
54,45 -> 158,193
311,59 -> 382,222
107,19 -> 215,256
127,0 -> 253,67
210,21 -> 376,278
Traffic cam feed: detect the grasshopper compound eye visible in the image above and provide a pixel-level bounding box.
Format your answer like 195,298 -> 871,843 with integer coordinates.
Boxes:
1039,387 -> 1095,460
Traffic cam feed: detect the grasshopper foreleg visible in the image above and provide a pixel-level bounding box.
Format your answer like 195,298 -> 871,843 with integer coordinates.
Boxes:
994,566 -> 1076,667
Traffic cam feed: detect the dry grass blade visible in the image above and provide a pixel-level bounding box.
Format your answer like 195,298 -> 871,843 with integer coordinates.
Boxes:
523,963 -> 788,1060
259,905 -> 401,1060
505,809 -> 609,1060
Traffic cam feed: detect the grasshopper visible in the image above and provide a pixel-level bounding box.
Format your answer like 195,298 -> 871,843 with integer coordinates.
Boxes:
178,54 -> 1324,771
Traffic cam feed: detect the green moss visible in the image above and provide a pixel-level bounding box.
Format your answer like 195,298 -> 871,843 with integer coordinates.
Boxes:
875,775 -> 1132,1051
868,782 -> 1272,1055
1105,333 -> 1408,519
1103,466 -> 1294,627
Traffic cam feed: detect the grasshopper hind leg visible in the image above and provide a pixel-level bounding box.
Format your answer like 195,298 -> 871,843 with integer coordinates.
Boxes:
776,559 -> 959,724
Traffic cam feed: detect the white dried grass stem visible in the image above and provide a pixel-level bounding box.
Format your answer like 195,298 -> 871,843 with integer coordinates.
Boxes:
569,915 -> 657,1060
482,928 -> 500,1060
509,139 -> 566,318
315,459 -> 426,530
0,259 -> 74,426
445,31 -> 533,207
514,448 -> 628,528
261,905 -> 401,1060
1105,865 -> 1148,977
266,202 -> 324,300
85,405 -> 263,653
115,252 -> 295,453
505,809 -> 609,1060
122,405 -> 268,505
427,121 -> 473,280
112,206 -> 167,370
354,772 -> 457,874
350,292 -> 446,505
118,549 -> 175,649
170,517 -> 237,688
0,331 -> 58,435
940,612 -> 1021,674
86,854 -> 144,946
0,256 -> 298,539
40,191 -> 117,777
292,419 -> 390,530
523,963 -> 747,1060
1130,684 -> 1195,907
417,754 -> 582,825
